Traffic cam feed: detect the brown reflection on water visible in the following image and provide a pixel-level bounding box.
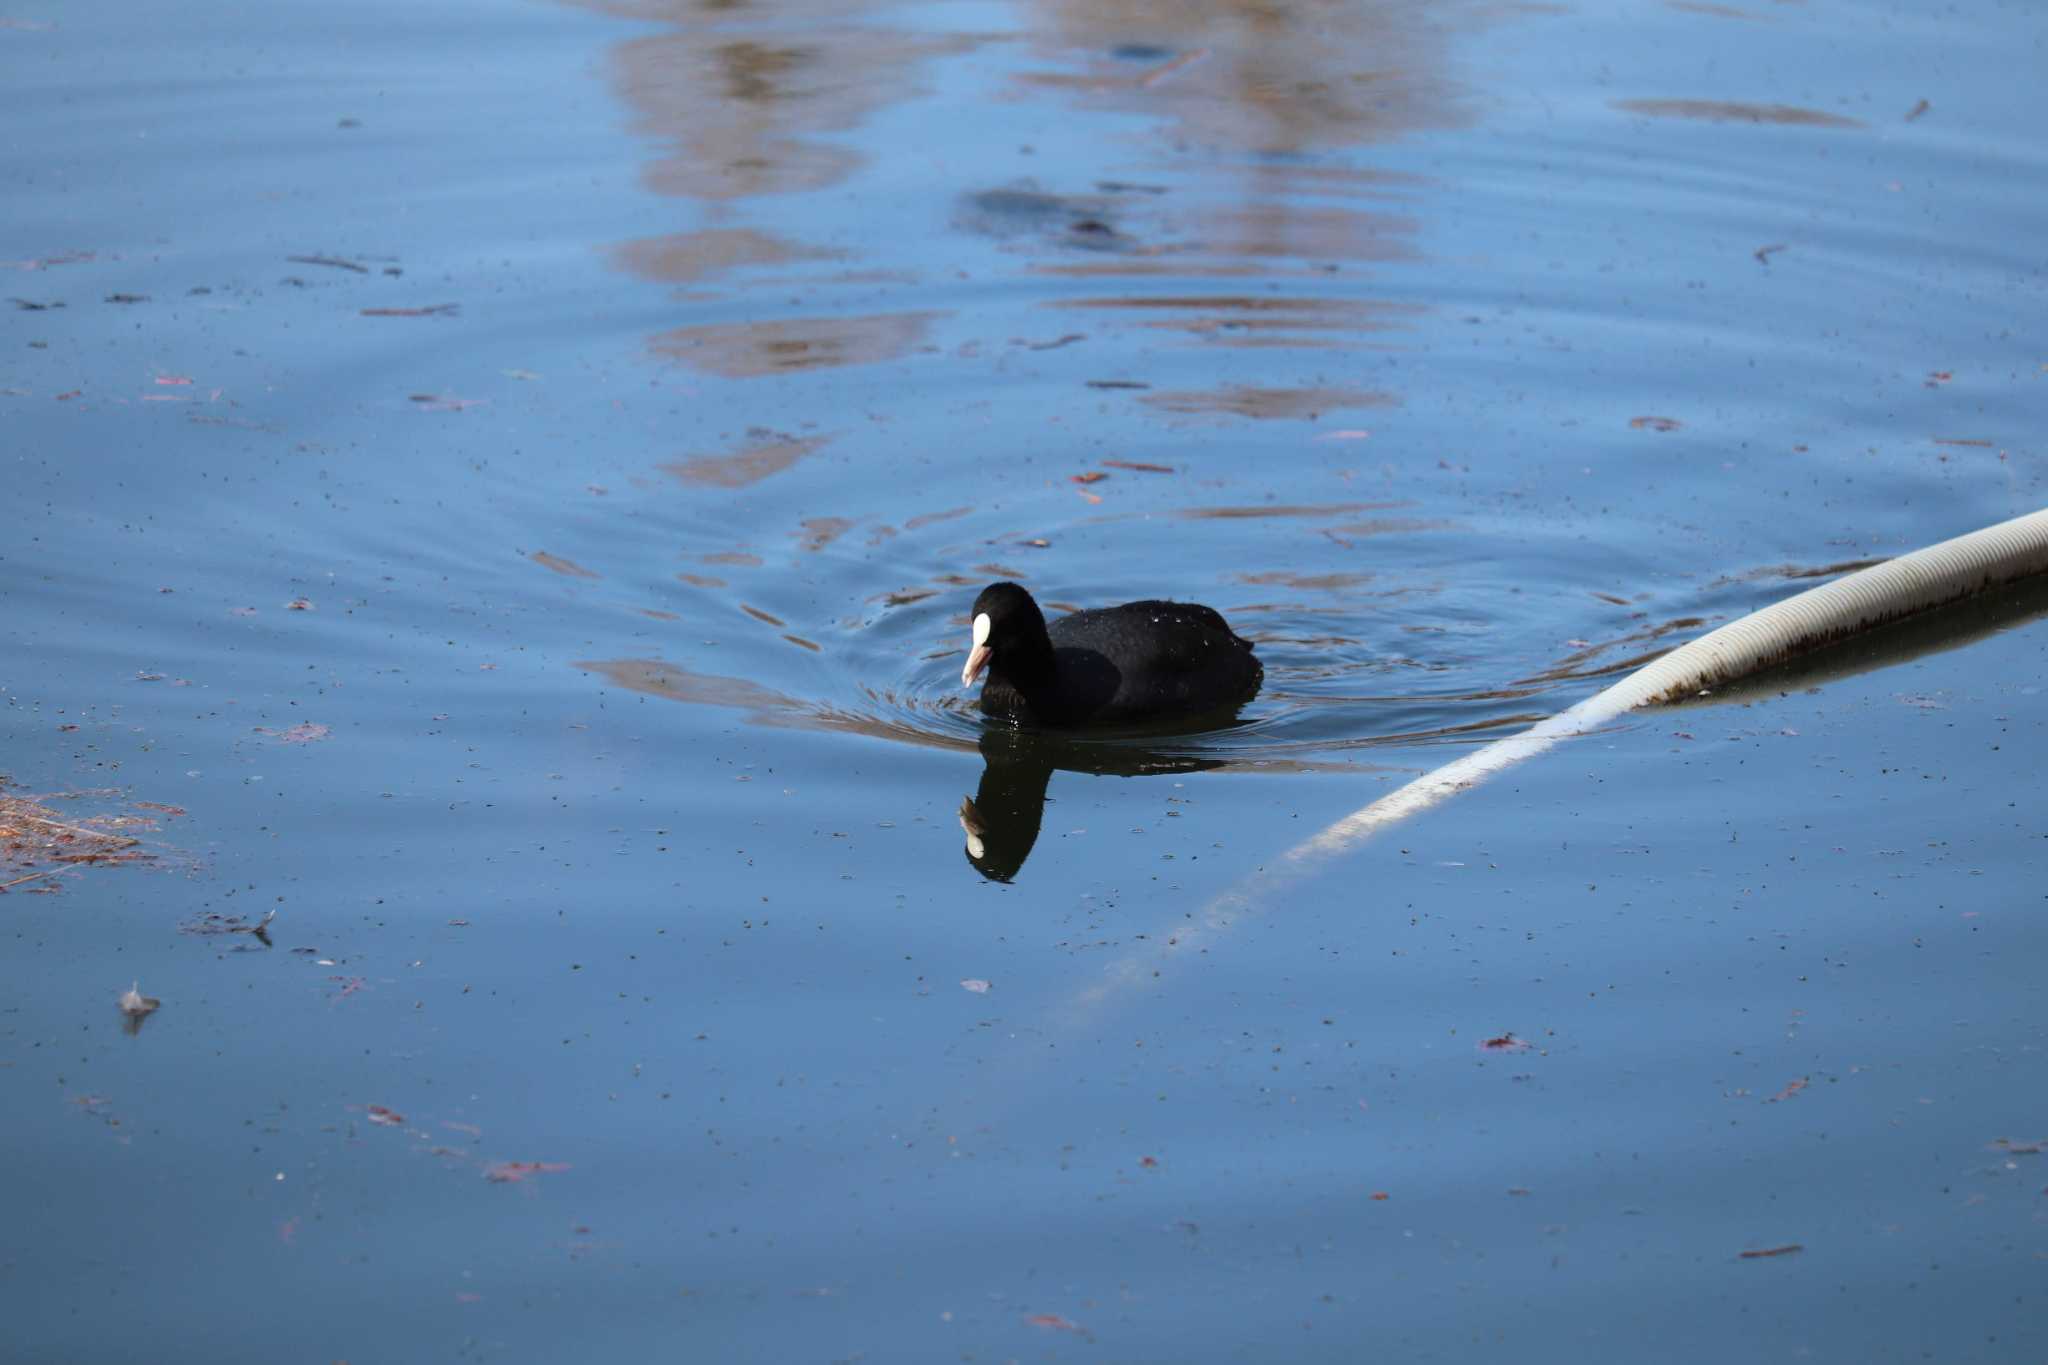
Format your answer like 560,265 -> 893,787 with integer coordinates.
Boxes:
1018,1 -> 1476,154
1510,615 -> 1708,685
1058,293 -> 1420,348
1237,570 -> 1376,590
530,550 -> 600,579
999,0 -> 1474,352
663,433 -> 829,488
1613,99 -> 1863,128
797,517 -> 854,552
903,506 -> 972,532
1141,385 -> 1394,419
577,657 -> 976,752
1710,557 -> 1889,586
578,1 -> 982,373
1179,501 -> 1406,520
612,229 -> 836,284
1322,517 -> 1451,540
1198,204 -> 1421,264
580,8 -> 981,201
650,311 -> 943,377
1667,1 -> 1769,18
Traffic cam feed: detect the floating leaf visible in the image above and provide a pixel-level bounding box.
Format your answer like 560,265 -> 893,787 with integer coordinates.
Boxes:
1025,1314 -> 1087,1335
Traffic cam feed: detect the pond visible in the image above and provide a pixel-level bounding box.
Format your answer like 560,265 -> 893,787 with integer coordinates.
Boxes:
5,0 -> 2046,1359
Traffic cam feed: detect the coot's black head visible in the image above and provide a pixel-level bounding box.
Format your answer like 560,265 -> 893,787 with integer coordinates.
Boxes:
961,581 -> 1050,689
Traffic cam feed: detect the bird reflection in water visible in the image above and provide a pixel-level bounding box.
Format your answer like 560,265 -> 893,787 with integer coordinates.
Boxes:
958,722 -> 1236,882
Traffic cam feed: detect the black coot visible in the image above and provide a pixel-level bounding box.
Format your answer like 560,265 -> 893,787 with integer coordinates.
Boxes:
959,582 -> 1262,726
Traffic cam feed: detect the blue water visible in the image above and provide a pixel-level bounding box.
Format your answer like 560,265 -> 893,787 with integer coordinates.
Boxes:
5,0 -> 2046,1359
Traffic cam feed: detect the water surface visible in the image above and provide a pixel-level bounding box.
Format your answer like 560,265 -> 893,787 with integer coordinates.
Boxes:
5,0 -> 2046,1359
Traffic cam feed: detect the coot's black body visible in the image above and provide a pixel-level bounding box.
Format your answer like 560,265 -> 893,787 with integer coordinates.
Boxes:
961,582 -> 1262,727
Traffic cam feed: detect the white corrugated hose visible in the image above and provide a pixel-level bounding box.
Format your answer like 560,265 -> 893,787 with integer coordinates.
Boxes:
1078,507 -> 2048,999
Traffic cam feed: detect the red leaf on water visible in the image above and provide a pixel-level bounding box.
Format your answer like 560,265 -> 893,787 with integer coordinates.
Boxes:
1070,471 -> 1108,484
1370,1191 -> 1391,1200
1629,415 -> 1682,432
365,1105 -> 405,1127
1481,1033 -> 1532,1052
1026,1314 -> 1087,1335
1139,1155 -> 1159,1168
1767,1077 -> 1808,1103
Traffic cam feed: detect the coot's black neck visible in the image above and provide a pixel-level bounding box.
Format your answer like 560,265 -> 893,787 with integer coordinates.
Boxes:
993,610 -> 1057,703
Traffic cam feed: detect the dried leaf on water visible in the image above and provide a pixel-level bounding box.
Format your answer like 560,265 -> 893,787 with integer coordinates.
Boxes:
1738,1244 -> 1804,1260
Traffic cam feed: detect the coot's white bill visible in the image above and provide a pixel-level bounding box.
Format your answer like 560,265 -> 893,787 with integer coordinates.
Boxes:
961,611 -> 993,687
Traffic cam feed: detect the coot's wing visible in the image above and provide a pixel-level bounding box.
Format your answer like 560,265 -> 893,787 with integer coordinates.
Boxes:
1049,601 -> 1245,674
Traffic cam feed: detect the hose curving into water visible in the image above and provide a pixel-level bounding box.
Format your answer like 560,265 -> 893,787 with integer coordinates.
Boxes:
1290,504 -> 2048,865
1078,507 -> 2048,1000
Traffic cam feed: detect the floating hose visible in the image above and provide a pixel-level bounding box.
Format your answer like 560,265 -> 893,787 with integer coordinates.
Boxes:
1288,505 -> 2048,865
1079,507 -> 2048,997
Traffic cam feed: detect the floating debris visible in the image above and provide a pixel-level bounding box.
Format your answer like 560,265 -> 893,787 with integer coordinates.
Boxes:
118,981 -> 161,1034
2,784 -> 152,892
